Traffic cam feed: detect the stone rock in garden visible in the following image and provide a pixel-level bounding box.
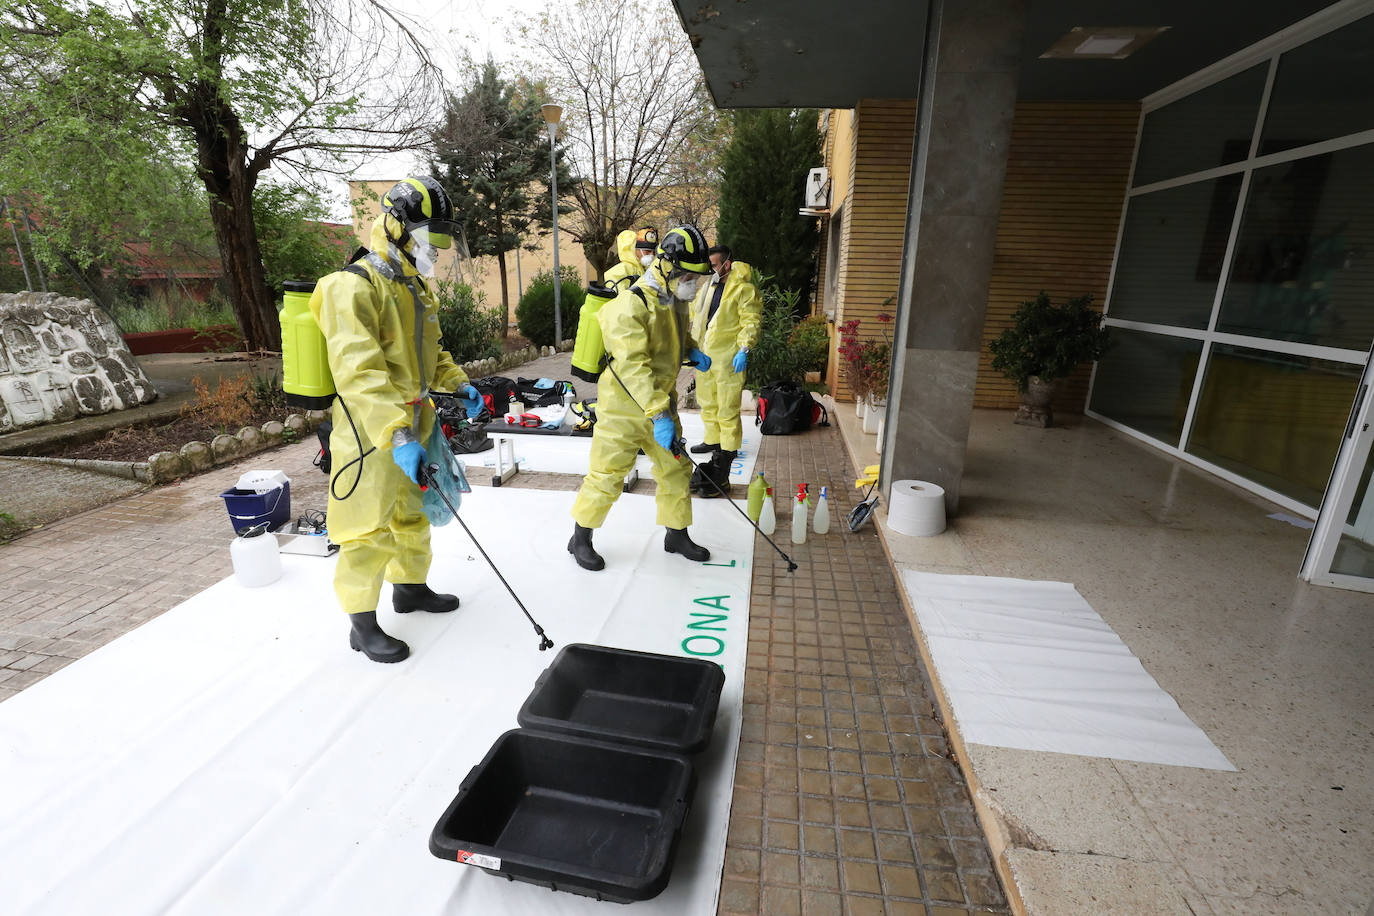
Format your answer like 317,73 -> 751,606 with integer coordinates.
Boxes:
236,426 -> 264,452
261,420 -> 285,445
148,451 -> 189,484
211,434 -> 240,462
0,292 -> 158,431
306,409 -> 327,427
284,414 -> 307,435
181,440 -> 213,471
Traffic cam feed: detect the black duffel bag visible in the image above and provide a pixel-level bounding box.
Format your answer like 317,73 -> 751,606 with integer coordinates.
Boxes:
471,376 -> 518,417
756,381 -> 829,435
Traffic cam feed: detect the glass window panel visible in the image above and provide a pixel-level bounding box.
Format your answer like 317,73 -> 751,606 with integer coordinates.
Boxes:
1216,144 -> 1374,351
1109,175 -> 1242,329
1187,343 -> 1361,508
1134,64 -> 1267,187
1089,328 -> 1202,445
1260,13 -> 1374,157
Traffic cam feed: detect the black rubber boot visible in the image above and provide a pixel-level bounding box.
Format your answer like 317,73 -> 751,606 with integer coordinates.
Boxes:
567,523 -> 606,571
697,450 -> 736,498
348,611 -> 409,663
664,528 -> 710,562
392,582 -> 459,614
689,441 -> 717,455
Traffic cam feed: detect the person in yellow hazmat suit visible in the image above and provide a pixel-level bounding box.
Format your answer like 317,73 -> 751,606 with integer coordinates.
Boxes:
688,245 -> 761,497
568,225 -> 715,570
603,227 -> 658,292
310,176 -> 481,663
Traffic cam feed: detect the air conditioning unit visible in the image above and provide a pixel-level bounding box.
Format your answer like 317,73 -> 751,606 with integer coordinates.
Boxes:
804,167 -> 829,209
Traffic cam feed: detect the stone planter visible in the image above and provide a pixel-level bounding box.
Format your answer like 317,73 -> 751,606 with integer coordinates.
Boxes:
1014,375 -> 1060,428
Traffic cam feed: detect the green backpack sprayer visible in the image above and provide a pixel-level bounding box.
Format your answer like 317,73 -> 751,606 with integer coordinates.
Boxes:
280,279 -> 335,409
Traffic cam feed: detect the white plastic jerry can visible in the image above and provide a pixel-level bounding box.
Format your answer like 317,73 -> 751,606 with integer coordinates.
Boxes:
231,524 -> 282,587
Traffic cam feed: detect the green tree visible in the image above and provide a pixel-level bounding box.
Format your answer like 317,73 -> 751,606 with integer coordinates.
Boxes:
432,61 -> 572,337
717,109 -> 822,305
0,0 -> 438,350
252,184 -> 352,295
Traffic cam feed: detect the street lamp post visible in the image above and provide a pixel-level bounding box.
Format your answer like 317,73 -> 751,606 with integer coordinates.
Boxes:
541,103 -> 564,348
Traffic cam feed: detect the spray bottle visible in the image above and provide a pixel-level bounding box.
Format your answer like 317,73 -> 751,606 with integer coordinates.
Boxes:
759,487 -> 776,535
814,486 -> 831,535
791,484 -> 808,545
747,472 -> 767,522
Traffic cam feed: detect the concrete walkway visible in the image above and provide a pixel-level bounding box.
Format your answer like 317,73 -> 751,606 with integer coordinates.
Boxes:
837,408 -> 1374,915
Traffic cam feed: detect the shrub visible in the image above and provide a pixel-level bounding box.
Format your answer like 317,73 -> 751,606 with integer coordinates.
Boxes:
744,280 -> 806,390
988,291 -> 1111,392
516,266 -> 584,348
180,374 -> 253,432
434,279 -> 503,362
788,314 -> 830,377
247,370 -> 286,414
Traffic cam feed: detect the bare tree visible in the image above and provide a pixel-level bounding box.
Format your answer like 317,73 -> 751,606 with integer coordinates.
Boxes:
518,0 -> 712,278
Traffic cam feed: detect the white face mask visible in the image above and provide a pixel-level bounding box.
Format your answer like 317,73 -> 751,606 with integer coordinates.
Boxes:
640,254 -> 654,268
673,273 -> 704,301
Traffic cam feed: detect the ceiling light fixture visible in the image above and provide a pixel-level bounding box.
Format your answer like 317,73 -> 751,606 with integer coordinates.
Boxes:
1040,26 -> 1170,60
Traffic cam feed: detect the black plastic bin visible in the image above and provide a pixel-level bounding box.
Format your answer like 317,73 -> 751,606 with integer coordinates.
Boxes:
517,643 -> 726,755
429,729 -> 696,903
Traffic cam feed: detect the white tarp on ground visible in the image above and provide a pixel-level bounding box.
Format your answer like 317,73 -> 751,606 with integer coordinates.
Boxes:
900,570 -> 1234,771
478,412 -> 762,485
0,489 -> 754,915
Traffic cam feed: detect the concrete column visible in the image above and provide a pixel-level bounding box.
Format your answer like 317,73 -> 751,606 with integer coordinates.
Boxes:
881,0 -> 1024,514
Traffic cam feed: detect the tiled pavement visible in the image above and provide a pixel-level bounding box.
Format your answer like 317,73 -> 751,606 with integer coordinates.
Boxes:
0,413 -> 1008,915
722,425 -> 1008,915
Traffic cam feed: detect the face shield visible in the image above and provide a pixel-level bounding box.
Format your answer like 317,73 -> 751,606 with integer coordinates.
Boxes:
670,270 -> 706,301
408,220 -> 465,279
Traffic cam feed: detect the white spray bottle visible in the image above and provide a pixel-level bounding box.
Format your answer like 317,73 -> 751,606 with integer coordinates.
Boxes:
759,487 -> 776,536
814,486 -> 831,535
791,484 -> 808,544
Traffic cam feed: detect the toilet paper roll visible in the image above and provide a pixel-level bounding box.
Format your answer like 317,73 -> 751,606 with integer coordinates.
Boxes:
887,479 -> 946,537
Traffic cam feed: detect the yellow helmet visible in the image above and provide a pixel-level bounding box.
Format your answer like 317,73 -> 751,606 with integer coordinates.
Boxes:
634,226 -> 659,254
656,225 -> 711,275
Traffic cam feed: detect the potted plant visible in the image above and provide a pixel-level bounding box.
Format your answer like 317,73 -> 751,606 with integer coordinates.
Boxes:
839,313 -> 892,432
988,291 -> 1111,428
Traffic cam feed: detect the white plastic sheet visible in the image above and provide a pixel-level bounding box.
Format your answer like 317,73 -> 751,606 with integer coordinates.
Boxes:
900,571 -> 1234,771
478,412 -> 761,485
0,489 -> 754,914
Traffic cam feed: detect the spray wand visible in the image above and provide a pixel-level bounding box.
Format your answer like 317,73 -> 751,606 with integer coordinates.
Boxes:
420,464 -> 554,651
602,355 -> 799,573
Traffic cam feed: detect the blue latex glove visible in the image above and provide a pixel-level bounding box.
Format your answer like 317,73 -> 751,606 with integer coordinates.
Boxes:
686,347 -> 711,371
392,439 -> 426,485
459,383 -> 483,419
732,349 -> 748,373
652,414 -> 677,453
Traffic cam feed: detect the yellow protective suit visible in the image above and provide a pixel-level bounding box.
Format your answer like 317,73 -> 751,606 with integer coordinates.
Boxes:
311,218 -> 470,614
571,262 -> 698,530
689,261 -> 761,451
602,230 -> 643,292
